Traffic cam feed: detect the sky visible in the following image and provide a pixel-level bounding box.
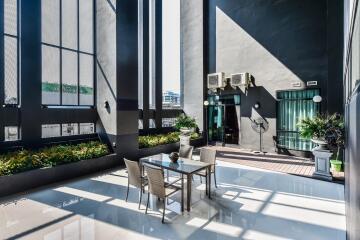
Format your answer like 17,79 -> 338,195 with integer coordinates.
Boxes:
162,0 -> 181,94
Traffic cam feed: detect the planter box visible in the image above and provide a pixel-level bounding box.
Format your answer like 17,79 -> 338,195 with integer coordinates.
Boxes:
138,137 -> 204,158
0,154 -> 119,197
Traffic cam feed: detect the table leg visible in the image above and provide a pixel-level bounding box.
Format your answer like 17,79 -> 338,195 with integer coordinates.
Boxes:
187,174 -> 192,211
181,173 -> 184,212
208,166 -> 212,199
205,172 -> 208,196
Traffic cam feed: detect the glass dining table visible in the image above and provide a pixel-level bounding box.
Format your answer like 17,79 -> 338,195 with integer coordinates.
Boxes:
140,153 -> 212,212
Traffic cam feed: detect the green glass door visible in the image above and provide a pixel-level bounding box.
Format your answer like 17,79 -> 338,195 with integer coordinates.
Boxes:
277,89 -> 320,151
208,105 -> 225,142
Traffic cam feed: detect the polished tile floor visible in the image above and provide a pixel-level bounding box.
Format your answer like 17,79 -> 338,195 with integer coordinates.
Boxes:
0,160 -> 345,240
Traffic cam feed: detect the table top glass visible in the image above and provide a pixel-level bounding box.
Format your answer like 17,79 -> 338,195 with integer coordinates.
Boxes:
140,153 -> 210,174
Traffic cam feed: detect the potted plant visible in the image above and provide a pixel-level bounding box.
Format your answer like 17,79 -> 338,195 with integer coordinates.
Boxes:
324,114 -> 345,172
175,114 -> 198,145
298,114 -> 329,150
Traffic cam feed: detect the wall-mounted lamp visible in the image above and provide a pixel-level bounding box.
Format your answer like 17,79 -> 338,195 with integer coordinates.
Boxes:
104,101 -> 110,109
254,102 -> 261,109
203,100 -> 209,107
313,95 -> 322,103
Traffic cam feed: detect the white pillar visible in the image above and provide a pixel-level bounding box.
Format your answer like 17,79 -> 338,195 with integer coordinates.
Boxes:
312,149 -> 333,181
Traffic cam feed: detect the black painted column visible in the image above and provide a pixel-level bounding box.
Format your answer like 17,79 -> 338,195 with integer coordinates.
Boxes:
115,0 -> 139,159
154,0 -> 162,129
20,0 -> 42,146
142,0 -> 150,130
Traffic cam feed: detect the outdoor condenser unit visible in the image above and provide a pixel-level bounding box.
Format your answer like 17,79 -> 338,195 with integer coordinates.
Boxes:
207,72 -> 226,90
230,72 -> 251,88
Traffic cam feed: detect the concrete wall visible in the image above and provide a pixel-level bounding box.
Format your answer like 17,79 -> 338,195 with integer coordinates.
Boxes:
96,0 -> 117,148
181,0 -> 204,130
182,0 -> 343,153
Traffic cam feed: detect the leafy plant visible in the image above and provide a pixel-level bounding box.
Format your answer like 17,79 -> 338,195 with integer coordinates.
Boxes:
297,115 -> 328,140
139,132 -> 200,148
0,141 -> 109,176
174,114 -> 198,131
324,114 -> 345,160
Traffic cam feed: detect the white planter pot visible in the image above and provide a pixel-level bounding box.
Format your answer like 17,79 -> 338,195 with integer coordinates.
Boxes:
311,139 -> 328,150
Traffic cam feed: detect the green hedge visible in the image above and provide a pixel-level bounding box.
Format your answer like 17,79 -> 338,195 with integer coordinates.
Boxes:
139,132 -> 200,148
42,82 -> 93,95
0,141 -> 109,177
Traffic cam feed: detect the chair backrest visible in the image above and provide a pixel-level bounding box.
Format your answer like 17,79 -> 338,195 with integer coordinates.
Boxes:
144,165 -> 165,198
200,148 -> 217,171
179,145 -> 194,159
124,159 -> 142,188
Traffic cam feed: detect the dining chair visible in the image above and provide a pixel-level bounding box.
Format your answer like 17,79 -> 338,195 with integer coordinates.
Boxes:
144,164 -> 182,223
194,148 -> 218,188
179,145 -> 194,159
124,158 -> 148,209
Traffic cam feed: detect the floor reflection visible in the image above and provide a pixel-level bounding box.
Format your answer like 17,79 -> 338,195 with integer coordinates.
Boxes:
0,161 -> 346,240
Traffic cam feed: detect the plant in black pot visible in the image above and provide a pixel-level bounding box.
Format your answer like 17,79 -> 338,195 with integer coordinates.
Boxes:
324,114 -> 345,172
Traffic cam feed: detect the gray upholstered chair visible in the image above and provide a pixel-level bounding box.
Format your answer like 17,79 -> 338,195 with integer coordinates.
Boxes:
144,164 -> 182,223
179,145 -> 194,159
124,158 -> 148,209
194,148 -> 218,188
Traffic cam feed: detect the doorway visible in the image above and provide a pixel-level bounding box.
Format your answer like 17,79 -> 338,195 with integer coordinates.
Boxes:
207,94 -> 240,145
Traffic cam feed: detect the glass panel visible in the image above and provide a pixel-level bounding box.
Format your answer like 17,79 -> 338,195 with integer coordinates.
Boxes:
62,123 -> 79,136
79,123 -> 95,134
62,0 -> 78,50
79,0 -> 93,53
162,118 -> 176,127
62,50 -> 78,105
208,105 -> 224,142
149,0 -> 155,109
42,45 -> 61,105
4,126 -> 18,141
4,0 -> 17,36
149,119 -> 156,128
41,0 -> 60,45
4,36 -> 18,104
79,54 -> 94,105
162,91 -> 180,109
162,0 -> 181,108
42,124 -> 61,138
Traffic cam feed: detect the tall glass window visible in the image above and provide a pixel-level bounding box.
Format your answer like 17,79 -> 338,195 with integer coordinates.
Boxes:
3,0 -> 19,105
41,0 -> 94,106
162,0 -> 181,109
276,89 -> 320,151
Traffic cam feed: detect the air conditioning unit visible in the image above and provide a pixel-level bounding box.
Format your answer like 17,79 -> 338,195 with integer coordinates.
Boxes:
207,72 -> 226,90
230,72 -> 251,88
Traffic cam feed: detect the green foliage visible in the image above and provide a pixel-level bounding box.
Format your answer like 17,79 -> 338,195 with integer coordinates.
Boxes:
139,132 -> 200,148
174,114 -> 198,131
0,141 -> 109,176
298,113 -> 345,160
42,82 -> 93,95
297,115 -> 328,140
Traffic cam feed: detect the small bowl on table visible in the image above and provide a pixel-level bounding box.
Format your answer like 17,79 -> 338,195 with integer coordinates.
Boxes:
169,152 -> 179,163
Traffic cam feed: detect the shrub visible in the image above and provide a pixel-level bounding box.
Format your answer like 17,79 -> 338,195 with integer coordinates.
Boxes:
0,141 -> 109,176
174,114 -> 198,131
139,132 -> 200,148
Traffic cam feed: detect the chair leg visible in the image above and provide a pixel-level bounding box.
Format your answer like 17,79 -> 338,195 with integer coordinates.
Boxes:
138,188 -> 143,210
214,170 -> 218,188
200,176 -> 202,183
145,192 -> 150,214
126,182 -> 130,202
192,175 -> 194,182
162,198 -> 166,223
